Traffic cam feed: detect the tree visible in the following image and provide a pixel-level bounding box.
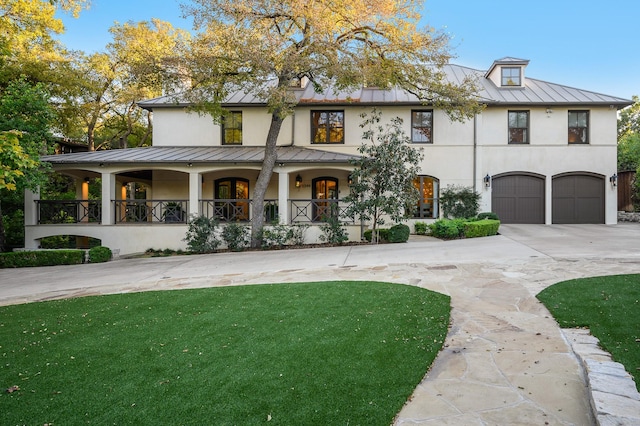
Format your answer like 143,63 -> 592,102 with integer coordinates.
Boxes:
0,0 -> 89,84
344,110 -> 423,243
0,78 -> 55,251
177,0 -> 483,248
56,19 -> 189,151
618,95 -> 640,138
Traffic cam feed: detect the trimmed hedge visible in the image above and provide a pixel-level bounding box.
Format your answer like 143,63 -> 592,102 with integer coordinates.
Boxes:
388,224 -> 410,243
88,246 -> 112,263
429,218 -> 500,240
414,221 -> 429,235
463,219 -> 500,238
0,250 -> 84,268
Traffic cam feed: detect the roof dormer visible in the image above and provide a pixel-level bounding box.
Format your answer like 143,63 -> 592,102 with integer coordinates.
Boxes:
485,57 -> 530,88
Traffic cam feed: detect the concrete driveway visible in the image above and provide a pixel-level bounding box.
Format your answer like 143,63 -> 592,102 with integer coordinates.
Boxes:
1,223 -> 639,425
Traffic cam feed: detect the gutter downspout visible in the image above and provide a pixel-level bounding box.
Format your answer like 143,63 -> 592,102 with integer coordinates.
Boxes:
473,114 -> 478,192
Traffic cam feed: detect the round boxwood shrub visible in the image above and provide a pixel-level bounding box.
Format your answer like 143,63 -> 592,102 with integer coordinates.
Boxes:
88,246 -> 112,263
388,224 -> 410,243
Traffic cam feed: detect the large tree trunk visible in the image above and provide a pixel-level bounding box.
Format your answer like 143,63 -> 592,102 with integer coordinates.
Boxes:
251,109 -> 284,248
250,109 -> 285,248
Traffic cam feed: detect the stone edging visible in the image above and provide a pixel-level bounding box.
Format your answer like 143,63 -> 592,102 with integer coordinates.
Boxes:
562,328 -> 640,425
618,211 -> 640,222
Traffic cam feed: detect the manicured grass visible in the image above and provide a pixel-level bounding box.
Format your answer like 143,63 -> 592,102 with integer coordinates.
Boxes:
0,281 -> 450,425
537,274 -> 640,391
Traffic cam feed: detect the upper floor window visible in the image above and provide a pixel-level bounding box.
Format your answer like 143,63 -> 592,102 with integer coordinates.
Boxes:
501,67 -> 521,86
508,111 -> 529,144
311,111 -> 344,144
222,111 -> 242,145
411,110 -> 433,143
568,111 -> 589,144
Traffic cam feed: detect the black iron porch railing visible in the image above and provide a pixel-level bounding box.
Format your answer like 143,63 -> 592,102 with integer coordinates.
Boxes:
37,200 -> 101,224
34,199 -> 354,225
200,199 -> 279,222
290,199 -> 353,223
113,200 -> 188,223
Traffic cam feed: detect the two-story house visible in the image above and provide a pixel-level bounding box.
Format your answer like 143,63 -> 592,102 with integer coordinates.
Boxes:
25,57 -> 631,255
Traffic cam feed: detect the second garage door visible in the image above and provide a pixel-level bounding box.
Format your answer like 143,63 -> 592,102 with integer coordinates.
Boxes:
552,174 -> 604,223
492,174 -> 545,224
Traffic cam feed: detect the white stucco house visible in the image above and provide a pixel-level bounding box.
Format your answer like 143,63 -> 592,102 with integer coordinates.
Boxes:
25,57 -> 632,255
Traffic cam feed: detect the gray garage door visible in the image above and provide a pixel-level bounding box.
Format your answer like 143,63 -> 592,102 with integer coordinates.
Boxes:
552,174 -> 604,224
492,174 -> 545,223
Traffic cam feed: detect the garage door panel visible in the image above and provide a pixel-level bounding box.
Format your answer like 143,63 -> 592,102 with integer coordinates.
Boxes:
552,175 -> 604,224
492,175 -> 545,224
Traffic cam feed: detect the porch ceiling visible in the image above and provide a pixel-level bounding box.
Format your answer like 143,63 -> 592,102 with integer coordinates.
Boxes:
41,146 -> 360,165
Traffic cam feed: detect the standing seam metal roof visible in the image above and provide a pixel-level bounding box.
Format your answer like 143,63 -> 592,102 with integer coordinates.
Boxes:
137,63 -> 632,109
41,146 -> 360,165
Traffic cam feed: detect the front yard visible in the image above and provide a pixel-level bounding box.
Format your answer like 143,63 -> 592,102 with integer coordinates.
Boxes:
0,281 -> 450,425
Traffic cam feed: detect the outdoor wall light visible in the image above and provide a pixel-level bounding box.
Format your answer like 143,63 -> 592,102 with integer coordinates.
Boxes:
84,177 -> 90,183
610,173 -> 618,187
348,174 -> 354,185
295,174 -> 302,188
546,107 -> 553,116
484,174 -> 491,188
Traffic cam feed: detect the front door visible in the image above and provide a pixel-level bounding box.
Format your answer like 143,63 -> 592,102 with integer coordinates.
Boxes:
215,178 -> 249,221
312,177 -> 338,222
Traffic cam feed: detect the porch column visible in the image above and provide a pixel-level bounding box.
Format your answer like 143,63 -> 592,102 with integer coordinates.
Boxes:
101,172 -> 115,225
23,188 -> 39,249
24,187 -> 39,226
189,171 -> 202,218
278,171 -> 290,224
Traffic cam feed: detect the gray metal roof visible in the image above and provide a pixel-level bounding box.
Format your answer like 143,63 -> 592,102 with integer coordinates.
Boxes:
138,63 -> 632,109
41,146 -> 360,165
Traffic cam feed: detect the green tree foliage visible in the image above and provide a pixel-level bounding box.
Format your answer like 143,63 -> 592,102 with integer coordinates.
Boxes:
177,0 -> 482,247
439,185 -> 480,219
617,96 -> 640,211
0,78 -> 55,251
345,110 -> 423,243
0,0 -> 89,85
56,19 -> 189,151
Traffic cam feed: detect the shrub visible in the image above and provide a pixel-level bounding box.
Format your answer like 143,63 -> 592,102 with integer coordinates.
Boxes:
261,223 -> 293,249
289,223 -> 309,246
319,216 -> 349,245
414,221 -> 429,235
364,228 -> 390,243
88,246 -> 112,263
476,212 -> 499,221
388,224 -> 410,243
440,185 -> 480,219
463,220 -> 500,238
261,223 -> 310,248
184,215 -> 220,253
222,223 -> 250,251
0,250 -> 84,268
429,219 -> 466,239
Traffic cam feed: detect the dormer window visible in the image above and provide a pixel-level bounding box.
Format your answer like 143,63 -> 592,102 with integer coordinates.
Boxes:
501,67 -> 521,86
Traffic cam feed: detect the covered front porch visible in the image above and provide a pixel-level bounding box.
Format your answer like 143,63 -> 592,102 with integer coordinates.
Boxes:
25,146 -> 361,254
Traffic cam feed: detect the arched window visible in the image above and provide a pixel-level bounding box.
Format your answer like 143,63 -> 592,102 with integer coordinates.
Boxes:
413,176 -> 439,219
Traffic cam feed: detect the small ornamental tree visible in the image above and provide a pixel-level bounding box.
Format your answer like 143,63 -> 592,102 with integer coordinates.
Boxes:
345,110 -> 423,243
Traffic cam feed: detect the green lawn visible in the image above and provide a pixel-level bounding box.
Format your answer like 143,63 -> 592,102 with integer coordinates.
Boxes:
537,274 -> 640,391
0,281 -> 450,425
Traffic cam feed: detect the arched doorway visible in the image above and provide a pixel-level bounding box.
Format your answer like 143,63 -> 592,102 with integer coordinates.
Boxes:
312,177 -> 338,222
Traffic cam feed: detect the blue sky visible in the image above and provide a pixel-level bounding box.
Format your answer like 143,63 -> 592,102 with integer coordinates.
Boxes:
57,0 -> 639,100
